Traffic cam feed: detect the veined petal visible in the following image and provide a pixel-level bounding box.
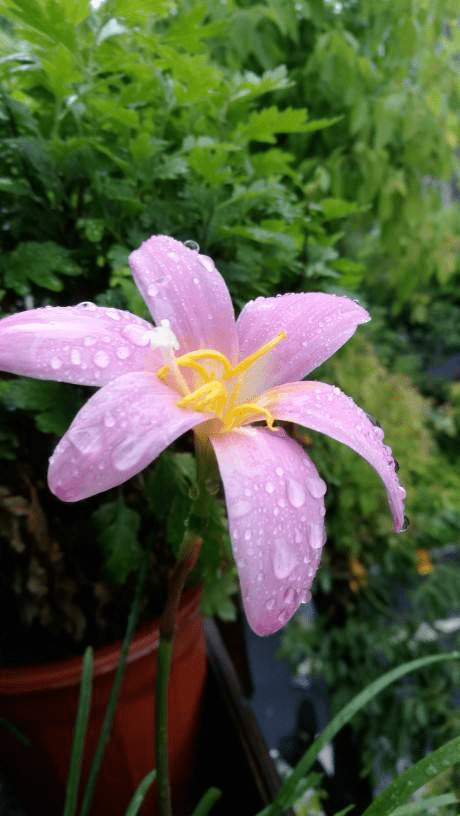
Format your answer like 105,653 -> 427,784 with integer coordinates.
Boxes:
129,235 -> 238,362
0,305 -> 161,386
263,381 -> 405,532
48,372 -> 211,502
236,293 -> 369,397
211,426 -> 326,636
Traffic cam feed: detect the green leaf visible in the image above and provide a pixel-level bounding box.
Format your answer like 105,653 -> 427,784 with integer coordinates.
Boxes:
191,787 -> 222,816
200,570 -> 238,621
0,718 -> 31,746
389,794 -> 459,816
124,770 -> 157,816
0,379 -> 81,436
265,652 -> 460,816
1,241 -> 80,295
92,499 -> 143,585
320,198 -> 365,219
234,106 -> 310,144
63,647 -> 93,816
362,741 -> 460,816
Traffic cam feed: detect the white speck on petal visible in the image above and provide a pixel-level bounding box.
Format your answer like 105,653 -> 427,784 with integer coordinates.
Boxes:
265,481 -> 275,494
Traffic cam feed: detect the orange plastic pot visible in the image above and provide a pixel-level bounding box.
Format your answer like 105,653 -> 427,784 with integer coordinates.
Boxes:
0,585 -> 206,816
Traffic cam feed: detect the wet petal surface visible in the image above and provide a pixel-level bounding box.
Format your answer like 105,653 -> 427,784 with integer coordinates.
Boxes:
263,381 -> 406,531
48,373 -> 211,501
211,426 -> 326,635
0,305 -> 160,386
236,293 -> 369,398
129,235 -> 238,362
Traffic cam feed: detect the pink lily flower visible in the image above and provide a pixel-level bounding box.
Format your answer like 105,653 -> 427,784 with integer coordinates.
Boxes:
0,236 -> 405,635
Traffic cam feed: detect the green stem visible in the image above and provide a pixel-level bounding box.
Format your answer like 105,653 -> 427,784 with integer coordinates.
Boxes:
155,533 -> 202,816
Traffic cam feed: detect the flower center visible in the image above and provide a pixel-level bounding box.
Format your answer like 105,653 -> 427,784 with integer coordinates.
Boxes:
153,323 -> 287,433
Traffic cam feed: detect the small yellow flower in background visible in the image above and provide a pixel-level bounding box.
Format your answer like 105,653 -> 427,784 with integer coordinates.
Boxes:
349,553 -> 368,593
416,548 -> 433,576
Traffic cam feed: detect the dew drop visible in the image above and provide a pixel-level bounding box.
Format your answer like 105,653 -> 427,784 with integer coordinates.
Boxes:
116,346 -> 131,360
184,239 -> 200,252
68,425 -> 102,455
278,498 -> 286,508
147,283 -> 158,298
309,523 -> 324,550
283,587 -> 298,607
305,476 -> 327,499
266,598 -> 275,612
122,325 -> 151,347
193,277 -> 199,285
71,349 -> 81,365
78,301 -> 97,310
50,356 -> 63,370
244,530 -> 251,541
275,466 -> 284,477
232,499 -> 251,518
287,478 -> 306,508
199,255 -> 215,272
112,432 -> 156,471
104,413 -> 116,428
265,481 -> 275,494
105,308 -> 121,321
84,336 -> 97,347
94,350 -> 110,368
273,538 -> 298,579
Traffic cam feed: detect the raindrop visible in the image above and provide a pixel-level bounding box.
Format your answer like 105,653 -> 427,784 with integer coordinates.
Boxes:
273,538 -> 298,579
232,499 -> 251,518
68,425 -> 102,455
112,432 -> 155,471
77,301 -> 97,310
193,277 -> 199,285
309,523 -> 324,550
199,255 -> 215,272
275,466 -> 284,477
105,309 -> 121,321
278,498 -> 286,509
84,336 -> 97,347
94,350 -> 110,368
116,346 -> 131,360
147,283 -> 158,298
305,476 -> 327,499
104,413 -> 116,428
184,239 -> 200,252
265,481 -> 275,494
122,325 -> 151,347
71,349 -> 81,365
266,598 -> 275,612
287,478 -> 306,508
244,530 -> 251,541
283,587 -> 298,607
50,356 -> 63,370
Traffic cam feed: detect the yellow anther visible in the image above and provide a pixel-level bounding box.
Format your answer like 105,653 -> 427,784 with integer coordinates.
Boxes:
177,380 -> 227,415
222,402 -> 276,432
176,348 -> 234,377
226,330 -> 287,379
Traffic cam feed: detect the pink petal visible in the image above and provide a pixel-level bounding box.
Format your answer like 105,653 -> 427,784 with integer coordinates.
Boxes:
210,426 -> 327,635
129,235 -> 238,361
48,373 -> 211,501
263,381 -> 406,532
236,293 -> 369,396
0,305 -> 162,386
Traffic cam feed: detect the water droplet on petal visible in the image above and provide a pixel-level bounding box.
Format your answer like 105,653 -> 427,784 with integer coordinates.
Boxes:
147,283 -> 158,297
122,325 -> 151,347
309,523 -> 324,550
305,477 -> 327,499
193,277 -> 199,285
287,478 -> 306,508
199,255 -> 215,272
116,346 -> 131,360
184,239 -> 200,252
50,356 -> 63,370
94,350 -> 110,368
71,349 -> 81,365
84,336 -> 97,347
266,597 -> 275,612
105,308 -> 121,321
273,538 -> 298,579
78,302 -> 97,310
232,499 -> 251,518
112,432 -> 156,471
265,481 -> 275,494
68,425 -> 102,455
275,466 -> 284,477
104,413 -> 116,428
283,587 -> 298,607
244,530 -> 251,541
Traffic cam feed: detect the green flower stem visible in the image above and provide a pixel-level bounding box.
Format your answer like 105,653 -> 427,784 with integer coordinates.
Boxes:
156,533 -> 202,816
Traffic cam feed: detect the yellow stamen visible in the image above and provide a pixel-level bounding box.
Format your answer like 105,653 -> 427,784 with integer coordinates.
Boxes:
227,330 -> 287,379
222,403 -> 276,432
177,380 -> 227,415
176,348 -> 234,377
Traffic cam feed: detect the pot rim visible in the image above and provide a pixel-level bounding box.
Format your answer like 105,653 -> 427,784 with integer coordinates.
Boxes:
0,585 -> 202,693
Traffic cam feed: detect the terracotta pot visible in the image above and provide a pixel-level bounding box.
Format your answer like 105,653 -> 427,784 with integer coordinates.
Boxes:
0,585 -> 206,816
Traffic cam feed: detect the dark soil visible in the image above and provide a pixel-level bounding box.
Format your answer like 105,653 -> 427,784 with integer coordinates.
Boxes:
0,455 -> 173,666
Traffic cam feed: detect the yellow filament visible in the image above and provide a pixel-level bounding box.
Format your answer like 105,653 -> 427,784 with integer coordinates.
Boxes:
176,348 -> 234,377
222,403 -> 276,432
227,330 -> 287,379
177,380 -> 227,414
